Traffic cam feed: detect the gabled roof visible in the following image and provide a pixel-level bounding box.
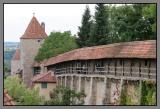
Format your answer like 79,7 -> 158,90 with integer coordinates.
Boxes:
4,89 -> 15,105
20,16 -> 47,39
12,49 -> 20,60
42,40 -> 156,66
32,71 -> 57,83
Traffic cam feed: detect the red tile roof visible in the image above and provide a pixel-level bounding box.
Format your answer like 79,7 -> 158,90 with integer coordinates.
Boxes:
42,40 -> 156,66
20,16 -> 47,39
4,89 -> 15,105
32,71 -> 57,83
12,49 -> 20,60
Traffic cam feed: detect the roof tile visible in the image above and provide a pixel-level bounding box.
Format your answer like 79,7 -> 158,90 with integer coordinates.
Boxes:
43,40 -> 156,66
4,89 -> 15,105
12,49 -> 20,60
20,16 -> 47,39
32,71 -> 57,83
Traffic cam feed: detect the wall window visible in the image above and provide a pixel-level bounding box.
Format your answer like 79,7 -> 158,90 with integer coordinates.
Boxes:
41,83 -> 47,88
145,60 -> 148,66
95,60 -> 104,71
37,39 -> 41,43
95,60 -> 104,67
119,60 -> 123,66
33,68 -> 40,76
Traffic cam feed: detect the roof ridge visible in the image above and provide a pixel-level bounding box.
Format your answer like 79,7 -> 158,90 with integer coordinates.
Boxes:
43,40 -> 156,66
37,72 -> 50,81
32,72 -> 50,82
46,40 -> 156,60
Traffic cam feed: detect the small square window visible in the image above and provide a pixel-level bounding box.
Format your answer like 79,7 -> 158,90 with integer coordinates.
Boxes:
41,83 -> 47,88
37,39 -> 41,42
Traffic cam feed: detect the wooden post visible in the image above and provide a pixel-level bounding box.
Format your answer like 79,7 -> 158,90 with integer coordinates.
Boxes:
108,61 -> 109,75
139,62 -> 141,77
122,60 -> 124,76
148,61 -> 151,79
131,61 -> 132,77
115,61 -> 117,76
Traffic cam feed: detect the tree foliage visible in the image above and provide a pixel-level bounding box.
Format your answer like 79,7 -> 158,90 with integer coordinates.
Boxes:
89,4 -> 109,46
35,4 -> 156,62
78,4 -> 156,47
4,63 -> 10,78
108,4 -> 155,43
120,80 -> 156,105
142,4 -> 156,34
77,5 -> 92,47
4,76 -> 43,105
140,80 -> 156,105
44,86 -> 86,105
35,31 -> 78,62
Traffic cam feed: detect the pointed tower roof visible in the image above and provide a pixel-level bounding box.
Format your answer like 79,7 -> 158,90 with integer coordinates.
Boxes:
20,16 -> 47,39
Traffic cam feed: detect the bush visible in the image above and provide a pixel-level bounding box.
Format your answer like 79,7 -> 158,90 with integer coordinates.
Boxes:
140,80 -> 156,105
44,85 -> 86,105
4,76 -> 44,105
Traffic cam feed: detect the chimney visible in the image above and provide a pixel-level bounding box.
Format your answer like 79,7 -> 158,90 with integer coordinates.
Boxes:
41,22 -> 45,31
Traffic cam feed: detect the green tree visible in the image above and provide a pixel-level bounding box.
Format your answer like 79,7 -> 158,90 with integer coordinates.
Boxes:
4,76 -> 43,105
44,86 -> 86,105
77,5 -> 92,47
140,80 -> 156,105
142,4 -> 156,37
108,4 -> 155,43
90,4 -> 109,45
35,31 -> 78,62
4,63 -> 10,78
132,4 -> 154,40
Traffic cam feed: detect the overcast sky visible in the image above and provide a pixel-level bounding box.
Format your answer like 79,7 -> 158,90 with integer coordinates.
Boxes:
4,4 -> 96,42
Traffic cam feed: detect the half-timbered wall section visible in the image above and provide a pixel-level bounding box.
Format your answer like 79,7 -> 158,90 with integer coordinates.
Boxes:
47,59 -> 156,79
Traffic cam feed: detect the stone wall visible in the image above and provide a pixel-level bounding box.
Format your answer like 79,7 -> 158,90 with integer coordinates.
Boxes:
44,58 -> 156,105
57,74 -> 156,105
34,82 -> 57,100
96,78 -> 105,105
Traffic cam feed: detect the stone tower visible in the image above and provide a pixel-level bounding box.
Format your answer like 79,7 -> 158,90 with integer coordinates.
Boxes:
20,16 -> 47,87
11,49 -> 20,75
